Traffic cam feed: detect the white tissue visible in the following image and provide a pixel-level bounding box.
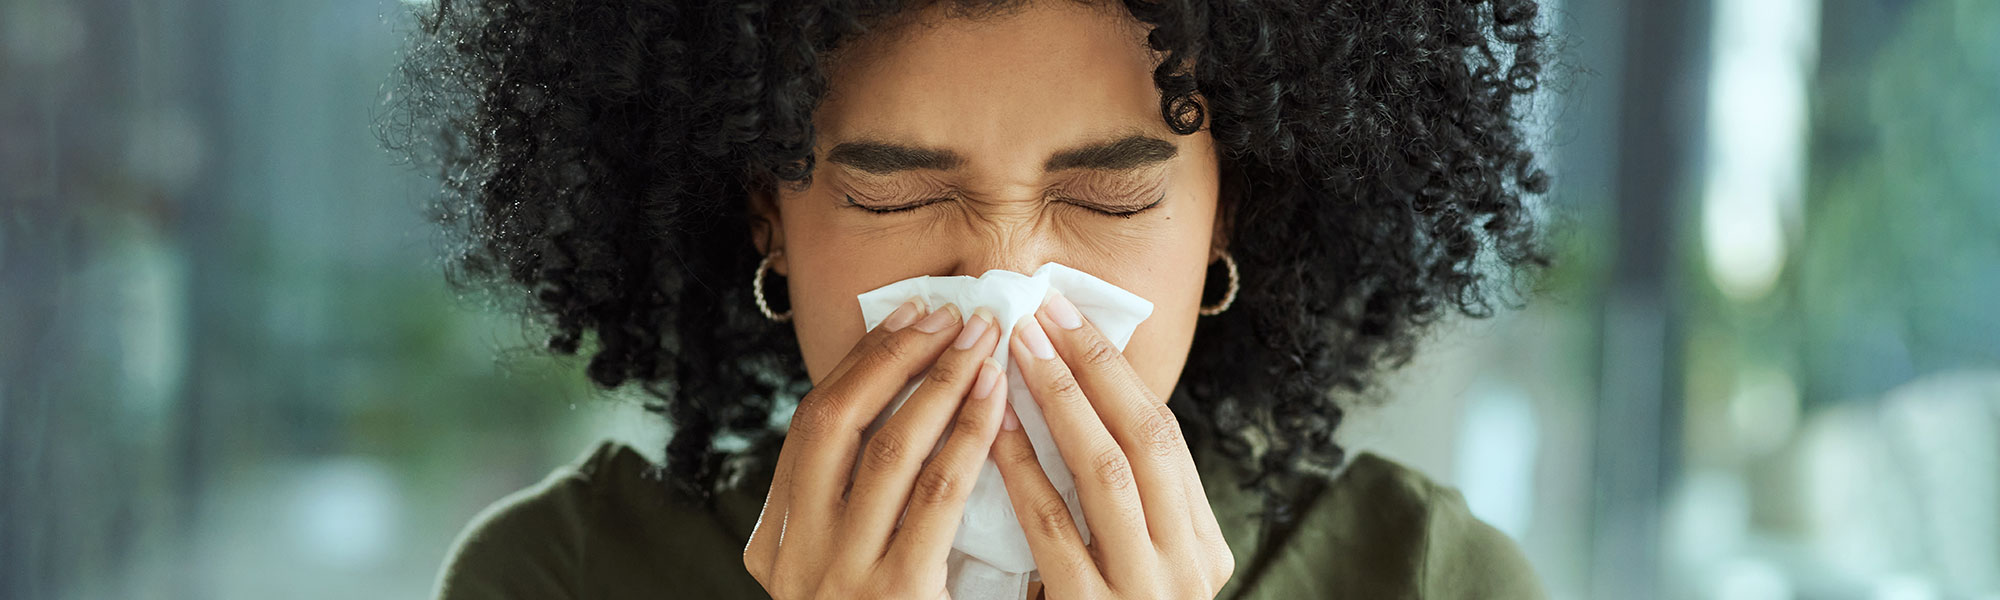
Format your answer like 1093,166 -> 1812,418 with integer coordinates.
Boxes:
854,262 -> 1154,596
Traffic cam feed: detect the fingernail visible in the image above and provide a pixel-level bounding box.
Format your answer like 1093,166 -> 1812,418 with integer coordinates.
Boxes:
1016,316 -> 1056,360
882,299 -> 924,331
1042,292 -> 1083,330
1001,403 -> 1021,431
954,308 -> 994,349
914,303 -> 961,333
973,357 -> 1003,400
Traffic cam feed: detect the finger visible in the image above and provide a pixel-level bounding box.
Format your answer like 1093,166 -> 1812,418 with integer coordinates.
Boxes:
766,296 -> 925,526
743,457 -> 788,583
1185,457 -> 1228,559
845,308 -> 1001,550
748,417 -> 817,581
820,297 -> 929,384
788,302 -> 963,510
888,356 -> 1009,566
764,297 -> 926,525
1010,316 -> 1151,562
1173,442 -> 1233,588
779,302 -> 964,568
1034,292 -> 1196,548
762,297 -> 928,583
990,403 -> 1102,593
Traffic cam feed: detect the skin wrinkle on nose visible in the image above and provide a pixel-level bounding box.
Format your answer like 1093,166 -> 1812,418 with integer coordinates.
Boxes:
950,194 -> 1063,276
955,174 -> 1167,266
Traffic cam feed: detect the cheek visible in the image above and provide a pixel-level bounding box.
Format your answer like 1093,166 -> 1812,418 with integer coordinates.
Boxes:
1125,319 -> 1198,400
1049,209 -> 1213,400
777,225 -> 892,385
1104,242 -> 1209,400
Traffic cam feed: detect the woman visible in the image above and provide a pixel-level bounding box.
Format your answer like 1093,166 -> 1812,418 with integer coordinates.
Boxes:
388,0 -> 1553,597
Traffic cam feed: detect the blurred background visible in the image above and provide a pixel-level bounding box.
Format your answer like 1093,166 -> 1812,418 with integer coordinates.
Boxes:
2,0 -> 1994,598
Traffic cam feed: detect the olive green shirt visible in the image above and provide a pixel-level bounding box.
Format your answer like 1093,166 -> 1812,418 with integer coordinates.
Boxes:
433,435 -> 1546,599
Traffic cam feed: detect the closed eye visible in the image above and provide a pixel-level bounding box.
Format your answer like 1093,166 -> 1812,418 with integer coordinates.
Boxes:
1054,192 -> 1166,218
841,192 -> 1166,217
841,194 -> 951,214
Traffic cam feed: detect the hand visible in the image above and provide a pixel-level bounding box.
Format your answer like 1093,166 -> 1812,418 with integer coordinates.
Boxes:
743,300 -> 1009,599
992,292 -> 1234,599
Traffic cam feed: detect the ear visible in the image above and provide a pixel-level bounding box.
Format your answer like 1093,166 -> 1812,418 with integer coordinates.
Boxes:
747,181 -> 789,276
1209,208 -> 1232,261
1210,159 -> 1241,261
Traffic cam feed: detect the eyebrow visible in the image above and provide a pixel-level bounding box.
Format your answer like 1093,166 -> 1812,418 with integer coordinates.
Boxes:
824,142 -> 965,174
1043,134 -> 1179,172
822,133 -> 1179,175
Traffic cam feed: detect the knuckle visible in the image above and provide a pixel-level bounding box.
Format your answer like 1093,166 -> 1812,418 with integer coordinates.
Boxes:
1139,404 -> 1185,457
742,548 -> 765,583
1077,336 -> 1123,368
1046,370 -> 1084,404
1214,548 -> 1237,584
912,466 -> 961,506
997,433 -> 1041,467
861,427 -> 910,473
1200,522 -> 1232,553
1091,446 -> 1134,490
864,331 -> 919,368
1031,496 -> 1076,538
954,399 -> 991,432
789,390 -> 846,441
925,355 -> 968,385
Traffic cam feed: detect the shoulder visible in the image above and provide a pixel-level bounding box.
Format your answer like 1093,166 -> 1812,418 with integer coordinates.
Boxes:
431,442 -> 614,600
1229,451 -> 1546,600
1387,456 -> 1549,600
431,440 -> 773,600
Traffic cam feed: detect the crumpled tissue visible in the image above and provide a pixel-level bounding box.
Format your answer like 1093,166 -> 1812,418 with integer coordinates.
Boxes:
854,262 -> 1154,600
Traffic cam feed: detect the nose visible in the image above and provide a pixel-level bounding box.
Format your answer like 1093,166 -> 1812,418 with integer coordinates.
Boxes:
943,219 -> 1060,278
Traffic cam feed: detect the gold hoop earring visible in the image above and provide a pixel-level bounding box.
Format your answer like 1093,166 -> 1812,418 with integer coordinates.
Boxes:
753,252 -> 792,322
1199,250 -> 1239,316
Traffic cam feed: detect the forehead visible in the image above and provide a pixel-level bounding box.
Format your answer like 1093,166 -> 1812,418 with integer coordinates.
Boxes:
814,1 -> 1168,169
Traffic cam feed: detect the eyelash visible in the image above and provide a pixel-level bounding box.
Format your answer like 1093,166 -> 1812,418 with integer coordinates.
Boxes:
1063,193 -> 1166,218
842,193 -> 1166,218
842,195 -> 939,214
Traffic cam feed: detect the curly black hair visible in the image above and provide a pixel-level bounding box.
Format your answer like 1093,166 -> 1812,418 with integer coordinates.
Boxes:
382,0 -> 1550,530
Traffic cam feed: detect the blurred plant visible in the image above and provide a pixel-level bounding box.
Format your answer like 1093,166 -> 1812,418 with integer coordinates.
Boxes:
1796,0 -> 2000,403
